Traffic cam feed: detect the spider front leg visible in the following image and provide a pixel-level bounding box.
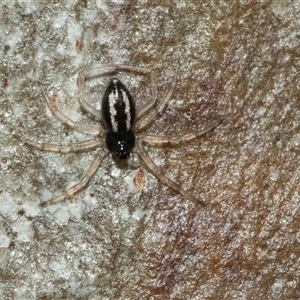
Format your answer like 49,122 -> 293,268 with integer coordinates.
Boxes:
77,71 -> 102,120
40,149 -> 109,207
39,84 -> 101,136
134,146 -> 206,205
78,65 -> 157,121
134,63 -> 179,131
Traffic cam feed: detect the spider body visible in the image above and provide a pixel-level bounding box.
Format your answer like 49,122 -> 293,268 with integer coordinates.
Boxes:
102,78 -> 136,159
25,64 -> 220,207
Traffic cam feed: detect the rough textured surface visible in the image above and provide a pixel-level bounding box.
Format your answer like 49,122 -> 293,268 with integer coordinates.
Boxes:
0,0 -> 300,299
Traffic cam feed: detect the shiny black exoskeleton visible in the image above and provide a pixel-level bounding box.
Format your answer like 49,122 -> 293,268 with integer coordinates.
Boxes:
102,78 -> 136,159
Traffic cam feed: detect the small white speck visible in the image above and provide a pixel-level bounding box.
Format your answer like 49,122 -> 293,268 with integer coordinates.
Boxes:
0,228 -> 10,248
17,0 -> 37,14
49,257 -> 71,280
52,205 -> 71,226
11,217 -> 34,243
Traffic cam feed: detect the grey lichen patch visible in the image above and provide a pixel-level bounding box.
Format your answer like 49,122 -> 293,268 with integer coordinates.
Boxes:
1,0 -> 300,299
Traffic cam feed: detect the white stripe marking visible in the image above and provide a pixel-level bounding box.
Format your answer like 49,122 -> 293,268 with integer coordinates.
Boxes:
123,90 -> 131,131
108,92 -> 118,132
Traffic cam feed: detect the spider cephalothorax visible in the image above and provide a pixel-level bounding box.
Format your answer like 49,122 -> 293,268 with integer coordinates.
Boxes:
105,130 -> 135,159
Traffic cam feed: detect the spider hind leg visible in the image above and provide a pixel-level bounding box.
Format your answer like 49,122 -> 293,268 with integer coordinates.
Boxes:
135,146 -> 206,206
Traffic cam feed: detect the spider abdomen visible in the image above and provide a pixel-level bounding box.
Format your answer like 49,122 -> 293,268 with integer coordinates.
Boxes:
102,78 -> 135,133
102,78 -> 136,159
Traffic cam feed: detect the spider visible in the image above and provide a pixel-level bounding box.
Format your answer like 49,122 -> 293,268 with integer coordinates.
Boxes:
25,64 -> 220,207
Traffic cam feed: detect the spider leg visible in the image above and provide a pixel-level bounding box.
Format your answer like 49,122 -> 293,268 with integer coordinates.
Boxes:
81,65 -> 156,80
24,138 -> 102,153
134,146 -> 206,205
77,71 -> 102,120
134,63 -> 179,131
39,83 -> 101,136
133,69 -> 157,120
139,120 -> 221,146
40,149 -> 109,207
